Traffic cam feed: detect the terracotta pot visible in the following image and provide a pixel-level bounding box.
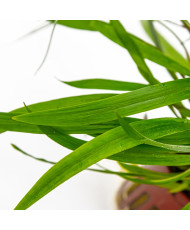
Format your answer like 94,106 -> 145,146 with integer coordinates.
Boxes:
116,166 -> 190,210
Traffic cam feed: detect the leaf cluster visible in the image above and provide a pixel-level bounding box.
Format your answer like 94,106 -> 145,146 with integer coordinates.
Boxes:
2,20 -> 190,210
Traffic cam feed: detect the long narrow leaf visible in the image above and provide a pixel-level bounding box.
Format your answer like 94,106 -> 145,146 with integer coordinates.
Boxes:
62,78 -> 148,91
13,79 -> 190,127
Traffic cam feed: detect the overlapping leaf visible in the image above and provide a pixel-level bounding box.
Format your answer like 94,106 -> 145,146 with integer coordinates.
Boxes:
0,112 -> 121,135
12,79 -> 190,127
14,117 -> 190,209
118,114 -> 190,153
0,94 -> 116,135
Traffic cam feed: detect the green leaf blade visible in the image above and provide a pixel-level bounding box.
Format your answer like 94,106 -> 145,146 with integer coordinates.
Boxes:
13,79 -> 190,127
62,78 -> 147,91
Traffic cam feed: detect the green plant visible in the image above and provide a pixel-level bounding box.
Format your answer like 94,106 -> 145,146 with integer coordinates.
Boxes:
2,20 -> 190,210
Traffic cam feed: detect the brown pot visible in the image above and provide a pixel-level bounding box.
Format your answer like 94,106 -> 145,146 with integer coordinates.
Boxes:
116,166 -> 190,210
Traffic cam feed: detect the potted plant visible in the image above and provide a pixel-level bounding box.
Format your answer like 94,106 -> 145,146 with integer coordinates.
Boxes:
1,20 -> 190,210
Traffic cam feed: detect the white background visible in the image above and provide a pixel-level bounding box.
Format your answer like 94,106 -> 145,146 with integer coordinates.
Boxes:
0,20 -> 190,210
